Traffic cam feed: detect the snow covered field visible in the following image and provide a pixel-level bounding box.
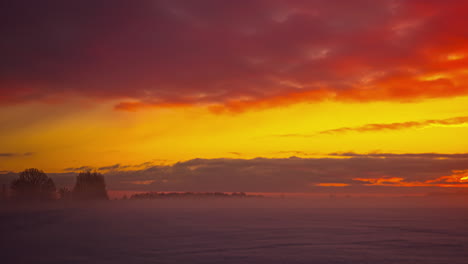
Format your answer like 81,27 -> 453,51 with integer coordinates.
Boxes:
1,199 -> 467,264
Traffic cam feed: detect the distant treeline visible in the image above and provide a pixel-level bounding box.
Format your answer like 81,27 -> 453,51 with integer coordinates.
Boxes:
0,168 -> 263,202
0,168 -> 108,201
129,192 -> 264,200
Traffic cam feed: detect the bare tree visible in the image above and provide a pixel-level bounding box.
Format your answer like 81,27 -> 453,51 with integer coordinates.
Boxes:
10,168 -> 56,201
72,171 -> 108,200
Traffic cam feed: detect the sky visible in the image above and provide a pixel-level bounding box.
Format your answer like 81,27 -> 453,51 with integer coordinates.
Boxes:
1,0 -> 468,195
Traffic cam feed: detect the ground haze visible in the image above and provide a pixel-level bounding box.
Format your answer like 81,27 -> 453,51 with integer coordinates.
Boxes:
1,199 -> 467,264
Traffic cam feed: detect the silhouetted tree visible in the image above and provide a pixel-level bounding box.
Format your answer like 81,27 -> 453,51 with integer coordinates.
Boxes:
72,171 -> 108,200
10,168 -> 56,201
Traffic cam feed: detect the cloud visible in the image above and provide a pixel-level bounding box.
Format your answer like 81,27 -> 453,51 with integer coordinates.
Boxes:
319,116 -> 468,135
63,166 -> 93,172
0,152 -> 35,158
353,177 -> 425,187
123,180 -> 157,185
98,164 -> 121,171
131,162 -> 155,169
426,170 -> 468,184
354,169 -> 468,188
63,162 -> 155,172
276,116 -> 468,137
315,183 -> 349,187
71,155 -> 468,193
2,1 -> 468,112
2,155 -> 468,193
329,152 -> 468,159
274,151 -> 316,156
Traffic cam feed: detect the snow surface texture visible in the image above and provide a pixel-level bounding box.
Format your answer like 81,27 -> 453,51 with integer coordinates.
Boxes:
1,199 -> 468,264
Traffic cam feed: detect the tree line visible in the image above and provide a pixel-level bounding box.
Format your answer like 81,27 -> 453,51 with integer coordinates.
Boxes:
129,191 -> 263,199
4,168 -> 108,201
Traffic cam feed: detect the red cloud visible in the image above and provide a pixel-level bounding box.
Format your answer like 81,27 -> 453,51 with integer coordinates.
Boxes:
315,183 -> 349,187
426,170 -> 468,184
354,170 -> 468,188
2,1 -> 468,112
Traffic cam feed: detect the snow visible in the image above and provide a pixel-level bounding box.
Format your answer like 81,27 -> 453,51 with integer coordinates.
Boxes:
1,199 -> 468,264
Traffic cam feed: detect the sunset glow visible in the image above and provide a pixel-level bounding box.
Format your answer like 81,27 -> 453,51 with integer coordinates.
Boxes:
1,0 -> 468,196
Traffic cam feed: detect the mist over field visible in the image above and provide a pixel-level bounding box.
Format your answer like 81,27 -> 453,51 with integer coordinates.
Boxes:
2,198 -> 468,264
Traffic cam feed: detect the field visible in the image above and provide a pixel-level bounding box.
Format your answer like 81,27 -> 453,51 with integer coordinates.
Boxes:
1,199 -> 468,264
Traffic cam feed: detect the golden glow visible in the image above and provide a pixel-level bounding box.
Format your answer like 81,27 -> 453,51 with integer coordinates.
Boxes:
418,73 -> 451,81
1,96 -> 468,173
447,53 -> 466,61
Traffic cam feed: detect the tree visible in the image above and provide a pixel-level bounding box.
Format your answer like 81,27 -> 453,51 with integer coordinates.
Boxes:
10,168 -> 56,201
72,171 -> 108,200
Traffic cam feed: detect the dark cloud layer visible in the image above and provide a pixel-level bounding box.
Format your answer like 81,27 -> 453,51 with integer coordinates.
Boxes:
2,1 -> 468,112
2,155 -> 458,193
1,155 -> 467,193
64,162 -> 154,172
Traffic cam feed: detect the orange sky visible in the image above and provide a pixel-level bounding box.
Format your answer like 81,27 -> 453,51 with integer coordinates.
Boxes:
1,0 -> 468,194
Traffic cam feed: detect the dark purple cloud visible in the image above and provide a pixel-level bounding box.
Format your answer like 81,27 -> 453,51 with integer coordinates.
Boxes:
63,166 -> 94,172
39,155 -> 468,193
0,152 -> 34,158
1,155 -> 467,193
2,0 -> 468,112
64,162 -> 155,173
98,164 -> 121,171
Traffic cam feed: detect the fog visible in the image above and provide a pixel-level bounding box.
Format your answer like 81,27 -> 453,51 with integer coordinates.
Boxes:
1,198 -> 467,264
